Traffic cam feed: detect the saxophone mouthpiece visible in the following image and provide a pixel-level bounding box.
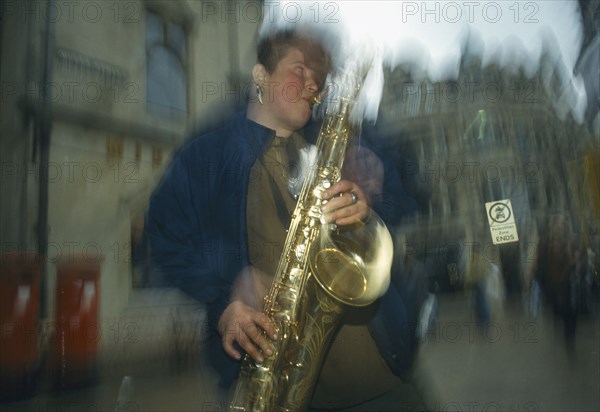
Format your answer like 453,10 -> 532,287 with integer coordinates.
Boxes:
309,94 -> 321,109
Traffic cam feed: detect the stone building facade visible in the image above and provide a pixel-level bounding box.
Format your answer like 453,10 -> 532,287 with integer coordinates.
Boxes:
377,44 -> 599,298
1,0 -> 261,377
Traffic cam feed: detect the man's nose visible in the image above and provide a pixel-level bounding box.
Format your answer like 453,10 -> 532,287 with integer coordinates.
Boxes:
305,76 -> 318,93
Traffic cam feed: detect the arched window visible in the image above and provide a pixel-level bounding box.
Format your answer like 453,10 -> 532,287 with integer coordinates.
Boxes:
146,9 -> 187,117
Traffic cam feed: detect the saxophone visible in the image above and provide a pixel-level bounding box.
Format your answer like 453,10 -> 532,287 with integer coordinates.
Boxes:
230,66 -> 394,411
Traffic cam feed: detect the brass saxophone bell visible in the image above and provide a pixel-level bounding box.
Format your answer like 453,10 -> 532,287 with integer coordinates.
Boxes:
310,211 -> 393,307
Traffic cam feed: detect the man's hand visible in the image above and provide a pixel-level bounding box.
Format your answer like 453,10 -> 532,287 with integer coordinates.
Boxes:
320,180 -> 370,225
217,300 -> 278,365
342,146 -> 384,202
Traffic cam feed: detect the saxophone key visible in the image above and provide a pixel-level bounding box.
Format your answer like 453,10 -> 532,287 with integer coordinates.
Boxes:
295,244 -> 306,260
288,267 -> 303,282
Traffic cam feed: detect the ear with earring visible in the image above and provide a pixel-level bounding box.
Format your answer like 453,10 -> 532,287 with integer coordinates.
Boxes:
255,84 -> 264,105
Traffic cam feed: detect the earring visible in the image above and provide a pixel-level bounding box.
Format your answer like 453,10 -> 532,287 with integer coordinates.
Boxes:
256,84 -> 264,105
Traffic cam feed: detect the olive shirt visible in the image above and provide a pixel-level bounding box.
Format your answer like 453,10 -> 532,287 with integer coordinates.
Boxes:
246,133 -> 401,409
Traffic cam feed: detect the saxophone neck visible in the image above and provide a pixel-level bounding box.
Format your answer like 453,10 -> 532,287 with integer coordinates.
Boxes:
322,69 -> 364,130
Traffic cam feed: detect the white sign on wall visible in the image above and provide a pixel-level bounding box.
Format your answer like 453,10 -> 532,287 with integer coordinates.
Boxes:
485,199 -> 519,245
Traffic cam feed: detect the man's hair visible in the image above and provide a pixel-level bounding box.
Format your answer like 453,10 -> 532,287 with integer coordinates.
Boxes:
257,30 -> 330,88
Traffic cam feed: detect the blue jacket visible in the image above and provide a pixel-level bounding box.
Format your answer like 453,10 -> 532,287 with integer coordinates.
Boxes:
145,111 -> 418,386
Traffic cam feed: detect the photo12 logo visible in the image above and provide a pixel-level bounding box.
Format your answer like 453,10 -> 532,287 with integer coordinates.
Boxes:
1,1 -> 141,24
200,1 -> 340,24
1,161 -> 140,185
400,1 -> 540,24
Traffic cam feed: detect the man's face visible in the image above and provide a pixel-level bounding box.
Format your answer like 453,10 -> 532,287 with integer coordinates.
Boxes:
262,47 -> 321,136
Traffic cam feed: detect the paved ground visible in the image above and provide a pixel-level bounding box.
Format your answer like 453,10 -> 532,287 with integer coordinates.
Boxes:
413,293 -> 600,412
1,293 -> 598,411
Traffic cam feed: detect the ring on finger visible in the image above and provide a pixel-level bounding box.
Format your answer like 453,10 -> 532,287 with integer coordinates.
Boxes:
349,191 -> 359,205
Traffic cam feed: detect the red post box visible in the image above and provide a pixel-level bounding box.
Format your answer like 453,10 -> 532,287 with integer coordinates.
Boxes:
51,257 -> 101,390
0,252 -> 43,401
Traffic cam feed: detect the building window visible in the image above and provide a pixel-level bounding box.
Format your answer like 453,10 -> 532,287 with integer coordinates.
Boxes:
146,9 -> 187,117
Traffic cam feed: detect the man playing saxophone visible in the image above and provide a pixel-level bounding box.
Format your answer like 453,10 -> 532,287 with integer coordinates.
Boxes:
146,29 -> 419,410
